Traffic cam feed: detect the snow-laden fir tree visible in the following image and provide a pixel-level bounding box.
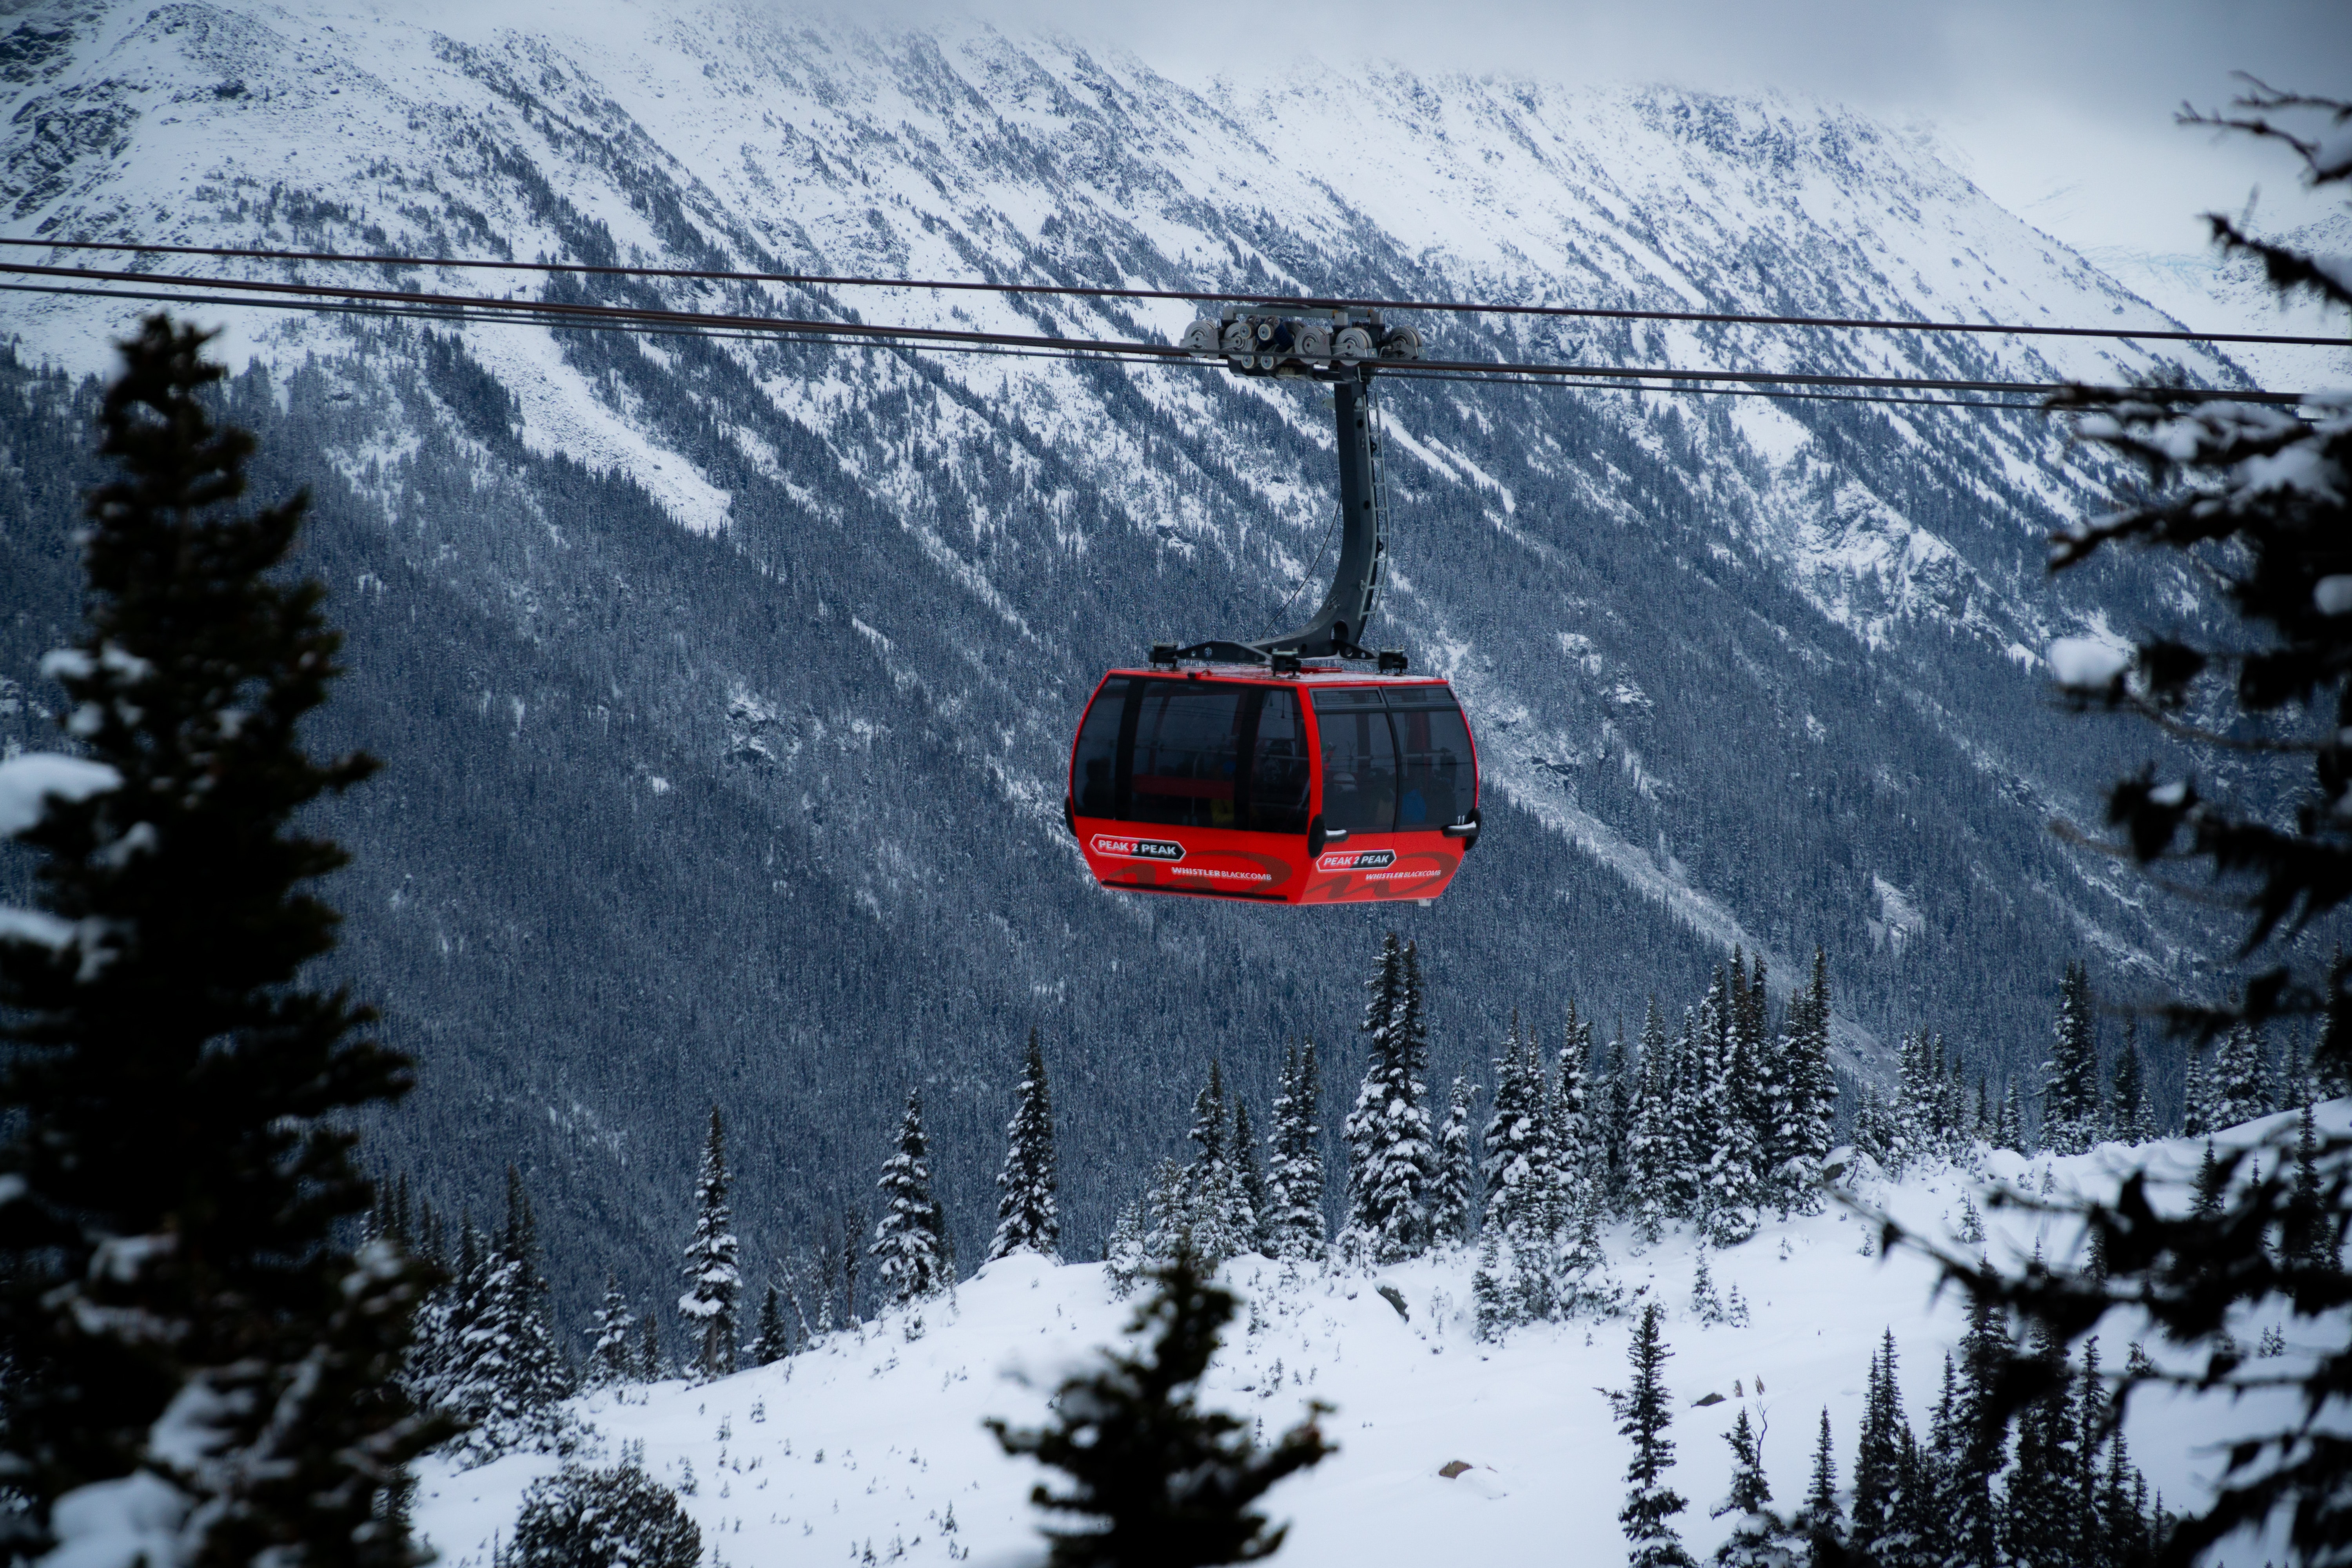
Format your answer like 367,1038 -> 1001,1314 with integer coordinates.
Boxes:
1471,1227 -> 1510,1343
1610,1302 -> 1697,1568
1626,999 -> 1675,1242
1775,948 -> 1838,1214
989,1027 -> 1061,1263
1711,1408 -> 1793,1568
1341,933 -> 1434,1263
2041,962 -> 2102,1156
1666,1007 -> 1711,1220
513,1457 -> 701,1568
1554,1004 -> 1598,1236
1264,1040 -> 1326,1260
1431,1075 -> 1479,1245
1482,1013 -> 1550,1243
753,1284 -> 789,1367
589,1274 -> 637,1387
1700,970 -> 1764,1245
2211,1022 -> 2274,1131
1104,1197 -> 1151,1299
441,1171 -> 572,1463
1992,1080 -> 2028,1154
1847,1332 -> 1907,1563
2107,1018 -> 2156,1145
1599,1020 -> 1639,1213
871,1089 -> 953,1305
1178,1062 -> 1252,1266
0,317 -> 445,1566
1232,1099 -> 1270,1256
1799,1408 -> 1844,1565
679,1107 -> 741,1380
2181,1046 -> 2218,1138
639,1304 -> 662,1380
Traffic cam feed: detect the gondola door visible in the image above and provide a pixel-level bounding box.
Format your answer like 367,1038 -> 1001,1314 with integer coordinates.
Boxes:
1296,683 -> 1479,904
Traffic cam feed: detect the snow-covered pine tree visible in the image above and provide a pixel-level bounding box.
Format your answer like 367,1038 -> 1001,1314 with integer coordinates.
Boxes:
514,1457 -> 701,1568
0,318 -> 444,1564
1181,1062 -> 1249,1266
1431,1076 -> 1479,1245
1471,1226 -> 1511,1341
1711,1408 -> 1793,1568
590,1274 -> 638,1386
1704,965 -> 1765,1246
639,1303 -> 663,1379
679,1107 -> 742,1380
1664,1009 -> 1708,1221
1847,1332 -> 1907,1564
1851,1082 -> 1895,1168
448,1172 -> 572,1462
1482,1013 -> 1545,1240
1626,999 -> 1675,1243
1993,1080 -> 2028,1154
1105,1197 -> 1151,1299
1610,1302 -> 1697,1568
1599,1018 -> 1638,1214
1266,1039 -> 1327,1260
2182,1046 -> 2220,1138
2282,1029 -> 2318,1112
2041,962 -> 2103,1156
2212,1022 -> 2273,1130
985,1256 -> 1332,1565
753,1285 -> 789,1367
1799,1408 -> 1844,1565
1232,1099 -> 1270,1257
1776,948 -> 1837,1214
871,1090 -> 953,1306
1555,1004 -> 1597,1237
989,1027 -> 1061,1263
1341,933 -> 1434,1263
2107,1019 -> 2154,1146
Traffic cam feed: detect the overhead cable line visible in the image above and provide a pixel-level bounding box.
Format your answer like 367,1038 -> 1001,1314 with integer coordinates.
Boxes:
0,265 -> 2310,408
4,235 -> 2345,351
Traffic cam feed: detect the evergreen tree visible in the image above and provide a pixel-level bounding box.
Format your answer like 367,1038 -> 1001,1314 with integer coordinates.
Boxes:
1181,1062 -> 1250,1266
1556,1003 -> 1599,1234
1265,1040 -> 1326,1261
1233,1099 -> 1270,1257
1705,967 -> 1766,1245
590,1275 -> 638,1387
1666,1009 -> 1710,1220
513,1459 -> 701,1568
1471,1227 -> 1510,1341
443,1172 -> 570,1462
639,1306 -> 662,1381
1627,998 -> 1675,1241
1431,1076 -> 1479,1245
2212,1023 -> 2273,1130
753,1285 -> 789,1367
1601,1018 -> 1640,1213
1946,1295 -> 2009,1568
2181,1048 -> 2219,1139
1104,1198 -> 1151,1300
1482,1013 -> 1548,1242
679,1108 -> 741,1380
1610,1302 -> 1696,1568
1800,1409 -> 1844,1568
2107,1019 -> 2153,1146
1341,933 -> 1434,1262
871,1090 -> 953,1306
1713,1408 -> 1793,1568
986,1257 -> 1332,1567
2043,962 -> 2102,1156
990,1027 -> 1062,1263
1777,948 -> 1838,1214
1849,1332 -> 1907,1562
2284,1101 -> 2330,1270
0,317 -> 444,1564
2003,1321 -> 2082,1568
1993,1081 -> 2028,1155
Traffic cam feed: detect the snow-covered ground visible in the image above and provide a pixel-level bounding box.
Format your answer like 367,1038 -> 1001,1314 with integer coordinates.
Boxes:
414,1110 -> 2333,1568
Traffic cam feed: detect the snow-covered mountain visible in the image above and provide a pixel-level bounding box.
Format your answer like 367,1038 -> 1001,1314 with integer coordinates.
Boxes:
0,0 -> 2302,1312
410,1112 -> 2323,1568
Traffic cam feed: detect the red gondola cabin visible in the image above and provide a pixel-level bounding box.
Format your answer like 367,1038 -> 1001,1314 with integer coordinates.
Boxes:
1065,664 -> 1482,905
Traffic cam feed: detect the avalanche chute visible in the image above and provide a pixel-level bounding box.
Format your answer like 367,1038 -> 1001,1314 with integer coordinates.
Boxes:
1064,306 -> 1483,905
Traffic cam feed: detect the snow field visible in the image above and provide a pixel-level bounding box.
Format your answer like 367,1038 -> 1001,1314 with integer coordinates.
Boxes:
414,1111 -> 2335,1568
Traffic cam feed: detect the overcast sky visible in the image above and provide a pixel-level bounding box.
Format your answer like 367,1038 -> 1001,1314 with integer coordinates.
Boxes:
853,0 -> 2348,258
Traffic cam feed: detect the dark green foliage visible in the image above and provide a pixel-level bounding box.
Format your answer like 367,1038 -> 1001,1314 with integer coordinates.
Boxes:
1802,1409 -> 1843,1568
987,1256 -> 1332,1566
512,1460 -> 700,1568
0,316 -> 443,1564
1610,1302 -> 1696,1568
753,1285 -> 788,1367
2042,963 -> 2101,1156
